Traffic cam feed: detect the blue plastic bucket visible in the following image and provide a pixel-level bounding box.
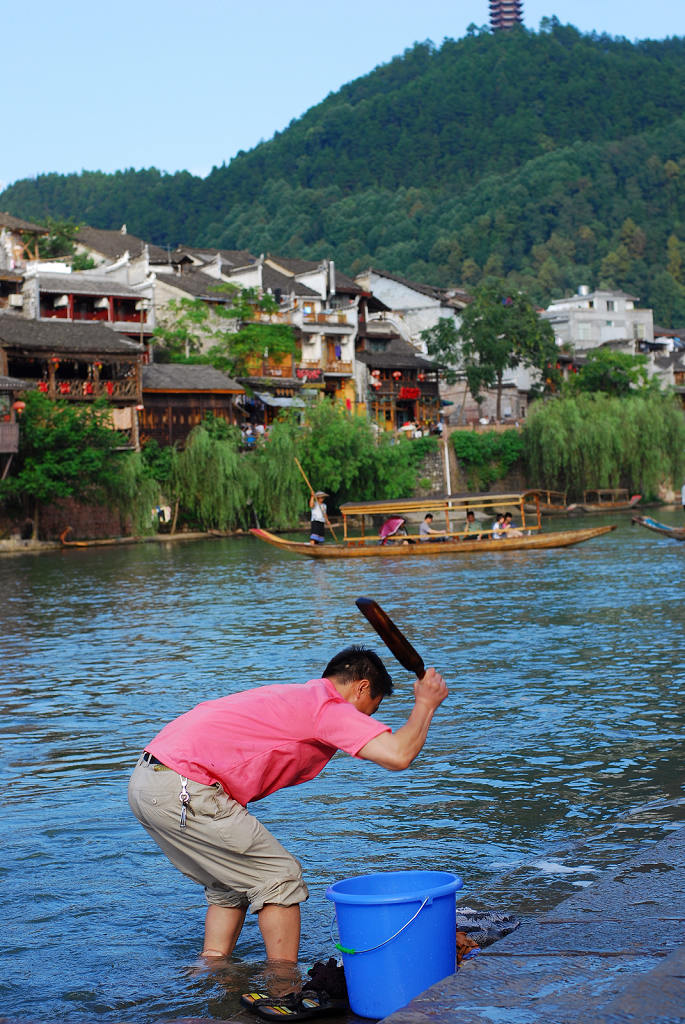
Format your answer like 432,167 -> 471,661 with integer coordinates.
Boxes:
325,869 -> 463,1019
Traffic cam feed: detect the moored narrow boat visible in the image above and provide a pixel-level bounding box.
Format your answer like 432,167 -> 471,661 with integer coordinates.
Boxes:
523,489 -> 569,516
567,489 -> 641,513
631,515 -> 685,541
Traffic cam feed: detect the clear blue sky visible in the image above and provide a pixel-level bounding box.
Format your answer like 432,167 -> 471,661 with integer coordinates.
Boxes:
2,0 -> 682,190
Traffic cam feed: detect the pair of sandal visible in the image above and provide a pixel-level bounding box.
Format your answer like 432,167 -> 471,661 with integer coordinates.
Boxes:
241,957 -> 347,1021
241,988 -> 345,1021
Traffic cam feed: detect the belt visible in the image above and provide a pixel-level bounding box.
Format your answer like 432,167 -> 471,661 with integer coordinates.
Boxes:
142,750 -> 169,769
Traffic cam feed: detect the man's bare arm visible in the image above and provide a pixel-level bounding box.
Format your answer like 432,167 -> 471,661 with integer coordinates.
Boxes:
357,667 -> 448,771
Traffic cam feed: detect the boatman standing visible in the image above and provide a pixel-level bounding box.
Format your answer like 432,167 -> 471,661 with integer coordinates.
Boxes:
128,647 -> 447,1010
309,490 -> 328,544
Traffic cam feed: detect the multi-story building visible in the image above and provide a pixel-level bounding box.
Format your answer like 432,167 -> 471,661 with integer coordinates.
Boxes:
541,286 -> 654,351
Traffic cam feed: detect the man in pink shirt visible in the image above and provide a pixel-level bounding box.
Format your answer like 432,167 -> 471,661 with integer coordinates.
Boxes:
128,645 -> 448,968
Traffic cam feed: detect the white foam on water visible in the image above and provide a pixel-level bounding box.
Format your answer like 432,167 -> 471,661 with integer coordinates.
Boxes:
532,860 -> 599,875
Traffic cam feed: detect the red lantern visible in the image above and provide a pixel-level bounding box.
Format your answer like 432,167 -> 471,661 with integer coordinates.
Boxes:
12,400 -> 26,415
392,370 -> 402,380
371,369 -> 381,377
136,404 -> 144,411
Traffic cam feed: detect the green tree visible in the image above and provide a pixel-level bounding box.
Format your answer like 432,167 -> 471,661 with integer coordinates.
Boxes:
457,282 -> 556,419
35,217 -> 79,259
0,392 -> 146,538
420,317 -> 461,384
568,349 -> 649,396
153,284 -> 298,376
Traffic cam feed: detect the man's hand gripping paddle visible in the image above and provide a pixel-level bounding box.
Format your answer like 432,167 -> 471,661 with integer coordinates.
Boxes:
355,597 -> 425,678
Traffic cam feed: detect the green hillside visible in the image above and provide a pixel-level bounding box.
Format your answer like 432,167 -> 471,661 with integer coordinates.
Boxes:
3,21 -> 685,322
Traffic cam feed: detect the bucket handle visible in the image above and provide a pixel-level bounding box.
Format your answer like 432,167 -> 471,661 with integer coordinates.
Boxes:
331,896 -> 430,955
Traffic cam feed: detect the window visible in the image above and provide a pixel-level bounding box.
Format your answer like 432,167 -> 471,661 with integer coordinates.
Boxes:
606,300 -> 615,311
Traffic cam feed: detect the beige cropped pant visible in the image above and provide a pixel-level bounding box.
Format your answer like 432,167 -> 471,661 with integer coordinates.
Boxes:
128,755 -> 309,913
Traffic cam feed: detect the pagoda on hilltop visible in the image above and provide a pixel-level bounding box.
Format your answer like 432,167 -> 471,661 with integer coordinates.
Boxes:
489,0 -> 523,30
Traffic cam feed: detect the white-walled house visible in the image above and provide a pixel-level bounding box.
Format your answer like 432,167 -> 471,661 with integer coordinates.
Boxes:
541,286 -> 654,351
354,268 -> 468,351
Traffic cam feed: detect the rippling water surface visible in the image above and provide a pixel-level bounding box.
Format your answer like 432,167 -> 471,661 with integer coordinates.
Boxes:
2,511 -> 684,1022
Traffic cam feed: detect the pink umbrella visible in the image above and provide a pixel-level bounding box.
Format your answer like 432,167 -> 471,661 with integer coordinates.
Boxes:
379,516 -> 406,545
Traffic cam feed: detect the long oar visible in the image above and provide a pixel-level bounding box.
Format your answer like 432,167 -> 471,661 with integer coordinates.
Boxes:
294,456 -> 338,541
355,597 -> 425,678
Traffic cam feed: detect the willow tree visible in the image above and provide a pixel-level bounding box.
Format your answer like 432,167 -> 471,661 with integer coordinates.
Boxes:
170,419 -> 253,530
250,414 -> 304,531
523,392 -> 685,499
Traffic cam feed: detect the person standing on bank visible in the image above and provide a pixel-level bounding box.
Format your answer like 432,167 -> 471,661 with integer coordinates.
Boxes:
128,647 -> 448,967
309,490 -> 328,545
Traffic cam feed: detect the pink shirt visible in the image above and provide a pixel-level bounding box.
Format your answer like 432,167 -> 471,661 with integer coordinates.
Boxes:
146,677 -> 390,806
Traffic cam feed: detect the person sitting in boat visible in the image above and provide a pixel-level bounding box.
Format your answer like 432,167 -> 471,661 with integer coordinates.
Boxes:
501,512 -> 524,538
379,516 -> 412,545
419,513 -> 446,542
491,513 -> 506,539
309,491 -> 328,545
463,509 -> 482,540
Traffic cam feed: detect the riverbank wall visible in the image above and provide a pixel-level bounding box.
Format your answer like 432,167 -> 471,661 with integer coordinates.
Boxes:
385,825 -> 685,1024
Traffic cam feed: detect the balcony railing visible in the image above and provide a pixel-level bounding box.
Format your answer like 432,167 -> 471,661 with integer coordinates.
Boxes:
35,378 -> 140,400
324,360 -> 353,375
297,360 -> 353,377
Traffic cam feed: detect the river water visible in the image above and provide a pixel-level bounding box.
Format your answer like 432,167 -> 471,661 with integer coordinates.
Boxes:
2,510 -> 684,1022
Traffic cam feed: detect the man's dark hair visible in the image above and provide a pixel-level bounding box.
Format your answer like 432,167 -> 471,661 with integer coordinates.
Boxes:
424,513 -> 433,521
322,645 -> 393,697
466,510 -> 475,519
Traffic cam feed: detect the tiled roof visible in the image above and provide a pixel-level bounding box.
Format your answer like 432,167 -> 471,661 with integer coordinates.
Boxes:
0,374 -> 32,390
357,336 -> 437,370
261,264 -> 320,298
75,225 -> 149,260
332,269 -> 362,294
154,270 -> 235,299
267,255 -> 320,275
143,363 -> 243,392
0,211 -> 48,234
74,225 -> 169,263
34,272 -> 146,299
0,316 -> 143,354
174,246 -> 256,270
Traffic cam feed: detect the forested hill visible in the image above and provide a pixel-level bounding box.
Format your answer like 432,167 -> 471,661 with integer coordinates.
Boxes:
3,21 -> 685,323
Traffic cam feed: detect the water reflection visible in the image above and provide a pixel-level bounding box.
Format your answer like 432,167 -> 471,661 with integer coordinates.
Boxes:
1,512 -> 684,1021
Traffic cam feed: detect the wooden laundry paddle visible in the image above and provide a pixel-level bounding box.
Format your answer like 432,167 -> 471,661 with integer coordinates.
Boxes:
355,597 -> 425,678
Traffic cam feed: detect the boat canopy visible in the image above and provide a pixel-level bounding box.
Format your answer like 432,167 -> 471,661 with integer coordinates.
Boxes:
339,492 -> 540,541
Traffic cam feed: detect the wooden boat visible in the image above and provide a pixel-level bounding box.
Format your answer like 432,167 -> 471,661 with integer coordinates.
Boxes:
250,492 -> 616,559
523,489 -> 569,516
567,489 -> 641,513
631,515 -> 685,542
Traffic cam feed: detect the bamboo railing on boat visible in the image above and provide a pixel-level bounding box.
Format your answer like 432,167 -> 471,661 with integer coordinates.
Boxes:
339,492 -> 541,544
